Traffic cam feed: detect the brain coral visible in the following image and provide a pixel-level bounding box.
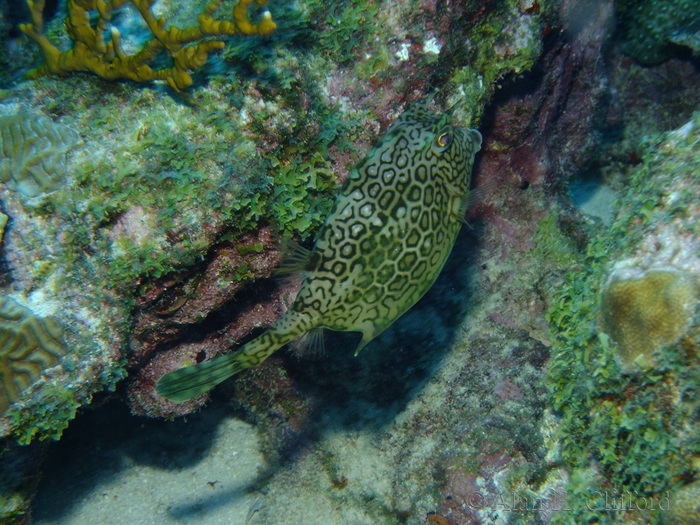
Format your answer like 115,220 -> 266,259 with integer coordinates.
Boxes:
600,269 -> 699,371
0,296 -> 67,413
0,113 -> 78,198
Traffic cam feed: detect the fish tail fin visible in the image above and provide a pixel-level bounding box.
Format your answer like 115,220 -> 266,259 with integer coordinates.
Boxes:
156,312 -> 313,402
155,353 -> 248,402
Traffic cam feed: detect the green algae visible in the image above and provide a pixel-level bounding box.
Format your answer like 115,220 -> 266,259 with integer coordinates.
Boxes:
533,212 -> 580,268
29,81 -> 340,291
617,0 -> 700,65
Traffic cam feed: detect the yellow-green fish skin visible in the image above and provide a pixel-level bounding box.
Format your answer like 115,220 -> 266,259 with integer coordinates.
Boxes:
156,99 -> 482,402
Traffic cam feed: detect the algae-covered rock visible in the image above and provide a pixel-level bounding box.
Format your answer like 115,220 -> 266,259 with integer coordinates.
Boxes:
2,0 -> 696,523
547,111 -> 700,524
617,0 -> 700,64
662,480 -> 700,525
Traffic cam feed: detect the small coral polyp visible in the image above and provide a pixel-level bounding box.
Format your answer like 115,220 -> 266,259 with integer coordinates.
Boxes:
600,268 -> 699,371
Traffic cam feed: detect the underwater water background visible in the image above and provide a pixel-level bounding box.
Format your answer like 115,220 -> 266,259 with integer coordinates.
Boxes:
0,0 -> 700,524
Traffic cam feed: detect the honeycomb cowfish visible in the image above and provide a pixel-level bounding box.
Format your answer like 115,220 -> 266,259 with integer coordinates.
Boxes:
156,97 -> 482,402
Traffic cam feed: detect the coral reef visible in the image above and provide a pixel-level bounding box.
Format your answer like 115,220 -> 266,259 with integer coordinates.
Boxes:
0,295 -> 66,413
0,113 -> 78,198
0,0 -> 696,522
20,0 -> 276,90
123,0 -> 556,417
154,100 -> 483,403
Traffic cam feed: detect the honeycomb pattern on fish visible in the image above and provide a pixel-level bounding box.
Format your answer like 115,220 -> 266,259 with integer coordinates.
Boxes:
157,98 -> 482,401
0,296 -> 67,413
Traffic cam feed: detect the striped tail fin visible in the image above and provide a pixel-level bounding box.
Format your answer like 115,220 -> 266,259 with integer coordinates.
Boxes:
156,311 -> 312,402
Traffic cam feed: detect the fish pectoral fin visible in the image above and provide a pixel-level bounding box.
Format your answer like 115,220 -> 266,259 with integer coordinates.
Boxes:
447,179 -> 496,225
445,183 -> 470,224
275,238 -> 321,276
467,179 -> 498,207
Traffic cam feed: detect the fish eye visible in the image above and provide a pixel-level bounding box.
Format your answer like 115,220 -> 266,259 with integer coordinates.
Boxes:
434,130 -> 452,151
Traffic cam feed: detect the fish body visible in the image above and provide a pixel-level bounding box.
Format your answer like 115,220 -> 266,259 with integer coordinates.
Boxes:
156,98 -> 482,402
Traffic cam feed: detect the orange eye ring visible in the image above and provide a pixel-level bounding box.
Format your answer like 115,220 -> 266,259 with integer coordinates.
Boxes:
435,131 -> 452,149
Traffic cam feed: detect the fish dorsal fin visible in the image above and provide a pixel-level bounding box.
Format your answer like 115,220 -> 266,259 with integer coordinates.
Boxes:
275,238 -> 321,276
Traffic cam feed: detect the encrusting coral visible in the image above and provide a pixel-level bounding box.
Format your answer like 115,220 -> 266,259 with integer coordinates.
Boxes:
546,110 -> 700,524
600,269 -> 699,371
20,0 -> 277,90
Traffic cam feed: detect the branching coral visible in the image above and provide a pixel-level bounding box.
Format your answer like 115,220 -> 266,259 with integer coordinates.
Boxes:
20,0 -> 277,90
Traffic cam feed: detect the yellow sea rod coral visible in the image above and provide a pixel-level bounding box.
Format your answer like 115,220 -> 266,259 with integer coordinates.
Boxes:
20,0 -> 277,90
599,269 -> 699,371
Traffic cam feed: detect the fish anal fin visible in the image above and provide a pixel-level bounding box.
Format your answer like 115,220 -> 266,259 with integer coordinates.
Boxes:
290,327 -> 326,358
